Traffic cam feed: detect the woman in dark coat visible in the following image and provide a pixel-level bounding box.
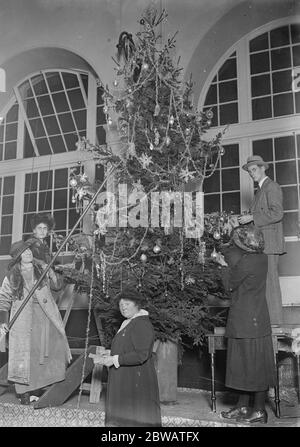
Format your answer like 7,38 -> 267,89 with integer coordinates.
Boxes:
26,213 -> 55,265
215,225 -> 276,424
92,287 -> 161,427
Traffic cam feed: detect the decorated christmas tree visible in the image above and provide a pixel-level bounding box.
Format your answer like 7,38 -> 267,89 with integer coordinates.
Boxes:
58,8 -> 236,349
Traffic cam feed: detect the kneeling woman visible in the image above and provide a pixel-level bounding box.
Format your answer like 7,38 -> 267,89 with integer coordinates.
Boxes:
0,240 -> 72,404
92,287 -> 161,427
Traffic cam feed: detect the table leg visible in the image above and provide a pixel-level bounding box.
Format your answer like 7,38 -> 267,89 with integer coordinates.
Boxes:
210,352 -> 216,412
274,353 -> 281,418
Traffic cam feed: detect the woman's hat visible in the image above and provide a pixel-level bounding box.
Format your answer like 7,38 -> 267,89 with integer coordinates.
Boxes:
231,225 -> 265,253
30,213 -> 55,231
9,239 -> 34,260
242,155 -> 269,171
115,287 -> 147,308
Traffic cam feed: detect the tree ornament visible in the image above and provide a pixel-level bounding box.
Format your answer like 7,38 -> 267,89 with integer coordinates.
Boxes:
210,247 -> 218,260
185,275 -> 195,285
142,62 -> 149,70
153,244 -> 161,254
140,18 -> 145,25
103,105 -> 108,114
69,178 -> 78,188
206,110 -> 214,120
113,79 -> 119,87
185,127 -> 191,136
140,253 -> 147,263
154,128 -> 160,146
169,115 -> 174,125
213,230 -> 221,240
71,195 -> 76,204
141,243 -> 149,252
107,116 -> 113,125
166,136 -> 171,146
128,141 -> 136,158
149,142 -> 154,151
154,103 -> 160,116
220,146 -> 225,156
207,120 -> 212,126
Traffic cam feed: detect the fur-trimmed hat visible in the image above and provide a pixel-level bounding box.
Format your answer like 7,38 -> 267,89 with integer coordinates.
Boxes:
231,225 -> 264,253
30,213 -> 55,231
114,287 -> 147,309
9,239 -> 34,260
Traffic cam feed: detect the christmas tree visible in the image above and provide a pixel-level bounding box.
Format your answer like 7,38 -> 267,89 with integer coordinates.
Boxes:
59,8 -> 235,349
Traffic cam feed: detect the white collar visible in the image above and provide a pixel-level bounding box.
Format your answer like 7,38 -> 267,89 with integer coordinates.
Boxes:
117,309 -> 149,333
259,176 -> 268,189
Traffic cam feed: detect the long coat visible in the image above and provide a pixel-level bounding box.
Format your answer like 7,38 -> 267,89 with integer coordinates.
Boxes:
250,177 -> 285,255
0,273 -> 71,387
105,315 -> 161,427
222,247 -> 271,338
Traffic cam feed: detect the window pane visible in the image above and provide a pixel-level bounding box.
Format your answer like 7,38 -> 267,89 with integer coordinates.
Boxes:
19,80 -> 33,98
220,144 -> 239,168
204,84 -> 217,105
273,93 -> 294,117
57,113 -> 76,133
29,118 -> 45,138
23,98 -> 39,118
2,196 -> 14,214
220,102 -> 238,124
266,163 -> 274,180
97,86 -> 104,105
23,214 -> 34,234
0,144 -> 3,161
222,168 -> 239,191
24,193 -> 37,212
64,133 -> 78,152
271,48 -> 291,70
62,72 -> 79,89
39,191 -> 52,211
35,138 -> 52,155
291,24 -> 300,44
96,106 -> 106,126
96,125 -> 107,145
292,45 -> 300,66
218,58 -> 237,81
49,135 -> 66,153
95,163 -> 105,182
1,215 -> 13,234
203,172 -> 220,193
0,236 -> 12,255
274,136 -> 295,160
3,176 -> 15,195
6,104 -> 18,123
282,186 -> 298,210
68,209 -> 78,228
275,161 -> 297,184
250,32 -> 269,52
250,52 -> 270,74
204,194 -> 220,213
296,92 -> 300,114
45,72 -> 64,92
0,125 -> 4,141
252,97 -> 272,120
52,92 -> 70,113
81,74 -> 88,96
43,115 -> 60,135
67,89 -> 85,110
54,189 -> 67,209
251,74 -> 271,97
283,212 -> 298,236
270,26 -> 290,48
5,123 -> 17,141
222,192 -> 240,214
31,74 -> 48,95
40,171 -> 53,190
53,210 -> 66,230
73,110 -> 86,130
219,80 -> 237,103
4,141 -> 17,160
253,139 -> 273,161
37,95 -> 54,115
272,70 -> 292,93
55,168 -> 68,188
297,135 -> 300,157
25,173 -> 38,192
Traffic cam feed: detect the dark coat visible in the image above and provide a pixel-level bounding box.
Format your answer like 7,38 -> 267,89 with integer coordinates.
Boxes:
27,235 -> 52,264
250,177 -> 285,255
105,315 -> 161,427
222,246 -> 271,339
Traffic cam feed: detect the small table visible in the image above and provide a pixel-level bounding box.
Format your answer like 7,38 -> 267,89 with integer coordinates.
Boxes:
207,329 -> 300,418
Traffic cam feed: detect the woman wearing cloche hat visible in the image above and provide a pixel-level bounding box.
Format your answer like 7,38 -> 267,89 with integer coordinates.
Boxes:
238,154 -> 285,326
214,225 -> 276,424
0,239 -> 71,405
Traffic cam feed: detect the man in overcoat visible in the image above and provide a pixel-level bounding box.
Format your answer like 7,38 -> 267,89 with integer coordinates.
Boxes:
238,155 -> 285,325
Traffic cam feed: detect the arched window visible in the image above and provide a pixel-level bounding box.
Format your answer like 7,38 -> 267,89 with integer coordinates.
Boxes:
0,69 -> 105,256
201,20 -> 300,240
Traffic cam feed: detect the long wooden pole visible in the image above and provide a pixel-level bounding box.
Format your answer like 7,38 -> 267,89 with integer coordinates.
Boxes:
7,166 -> 116,332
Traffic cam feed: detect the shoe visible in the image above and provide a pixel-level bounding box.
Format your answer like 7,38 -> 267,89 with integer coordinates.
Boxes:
20,392 -> 30,405
236,409 -> 268,424
221,406 -> 251,419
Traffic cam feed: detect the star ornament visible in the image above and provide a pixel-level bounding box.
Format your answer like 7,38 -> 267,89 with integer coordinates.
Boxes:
179,167 -> 196,183
138,153 -> 152,169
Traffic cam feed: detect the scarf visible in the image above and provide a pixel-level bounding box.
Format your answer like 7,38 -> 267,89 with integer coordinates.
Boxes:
117,309 -> 149,333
